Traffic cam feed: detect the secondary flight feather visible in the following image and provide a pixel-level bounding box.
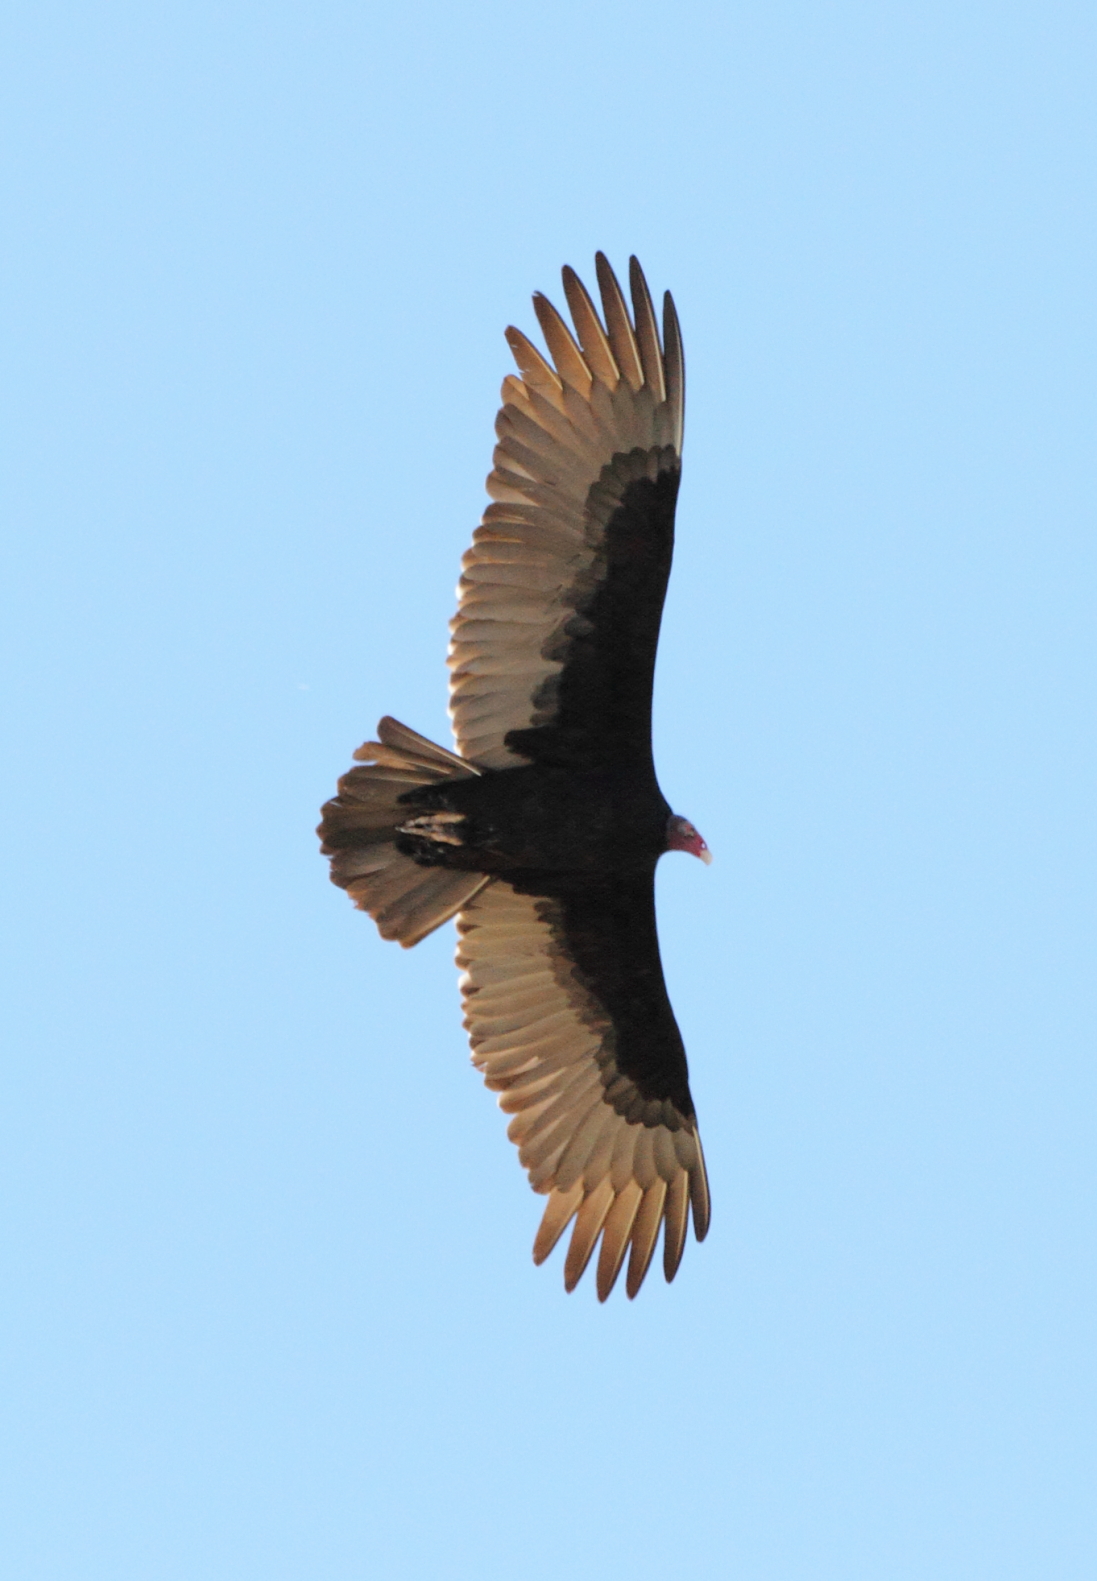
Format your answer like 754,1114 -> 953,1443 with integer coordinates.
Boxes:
319,255 -> 710,1300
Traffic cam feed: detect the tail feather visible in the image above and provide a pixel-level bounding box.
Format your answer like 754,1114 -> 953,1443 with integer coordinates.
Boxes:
373,865 -> 491,947
319,717 -> 489,948
361,716 -> 479,775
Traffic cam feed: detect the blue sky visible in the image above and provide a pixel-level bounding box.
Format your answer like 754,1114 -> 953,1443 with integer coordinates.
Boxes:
3,2 -> 1095,1577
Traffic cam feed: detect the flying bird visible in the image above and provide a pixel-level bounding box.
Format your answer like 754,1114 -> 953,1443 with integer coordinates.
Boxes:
319,254 -> 711,1300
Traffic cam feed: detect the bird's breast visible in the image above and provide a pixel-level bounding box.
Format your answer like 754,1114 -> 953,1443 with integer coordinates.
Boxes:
397,761 -> 668,878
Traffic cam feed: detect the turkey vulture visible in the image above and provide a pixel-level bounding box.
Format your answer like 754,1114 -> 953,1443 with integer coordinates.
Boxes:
319,254 -> 711,1300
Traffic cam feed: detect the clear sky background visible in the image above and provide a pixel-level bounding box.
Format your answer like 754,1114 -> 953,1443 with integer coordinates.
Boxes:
3,3 -> 1095,1577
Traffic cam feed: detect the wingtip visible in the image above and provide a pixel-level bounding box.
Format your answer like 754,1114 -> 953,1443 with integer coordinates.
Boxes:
690,1148 -> 711,1242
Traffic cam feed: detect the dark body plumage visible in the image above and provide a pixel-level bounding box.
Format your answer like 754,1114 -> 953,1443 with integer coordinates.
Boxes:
319,257 -> 709,1299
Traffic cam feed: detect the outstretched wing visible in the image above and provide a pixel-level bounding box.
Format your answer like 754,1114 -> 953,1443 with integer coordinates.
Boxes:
449,254 -> 684,773
457,878 -> 709,1300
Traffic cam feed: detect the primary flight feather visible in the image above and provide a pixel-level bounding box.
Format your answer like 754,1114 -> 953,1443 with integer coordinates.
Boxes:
319,254 -> 710,1300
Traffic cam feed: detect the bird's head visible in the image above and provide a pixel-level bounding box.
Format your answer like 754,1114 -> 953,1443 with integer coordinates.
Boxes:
666,814 -> 712,864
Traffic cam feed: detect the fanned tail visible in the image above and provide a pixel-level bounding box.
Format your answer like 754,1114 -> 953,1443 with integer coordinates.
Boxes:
318,716 -> 491,947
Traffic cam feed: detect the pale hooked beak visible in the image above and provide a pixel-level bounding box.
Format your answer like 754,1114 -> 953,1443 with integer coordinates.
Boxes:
698,845 -> 713,866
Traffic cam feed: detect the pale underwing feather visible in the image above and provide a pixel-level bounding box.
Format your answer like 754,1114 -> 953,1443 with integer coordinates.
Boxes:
596,1180 -> 644,1302
561,264 -> 620,387
626,1180 -> 667,1299
564,1179 -> 615,1292
532,292 -> 593,395
595,252 -> 644,393
532,1184 -> 584,1264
